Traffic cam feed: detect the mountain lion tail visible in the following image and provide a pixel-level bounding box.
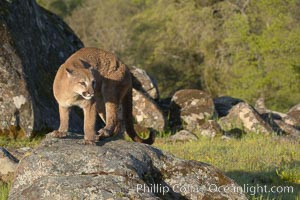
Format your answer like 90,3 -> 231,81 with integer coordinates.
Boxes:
122,88 -> 155,145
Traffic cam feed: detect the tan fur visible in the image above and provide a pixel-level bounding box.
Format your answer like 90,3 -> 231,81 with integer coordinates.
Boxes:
53,47 -> 155,145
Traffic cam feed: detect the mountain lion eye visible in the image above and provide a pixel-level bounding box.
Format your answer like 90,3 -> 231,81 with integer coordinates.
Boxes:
79,82 -> 86,86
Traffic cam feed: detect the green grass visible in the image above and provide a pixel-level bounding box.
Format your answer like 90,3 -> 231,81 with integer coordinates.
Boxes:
0,182 -> 9,200
154,134 -> 300,199
0,135 -> 44,148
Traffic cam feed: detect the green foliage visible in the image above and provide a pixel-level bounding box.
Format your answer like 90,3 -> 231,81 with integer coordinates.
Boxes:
63,0 -> 146,55
219,0 -> 300,111
127,0 -> 205,96
37,0 -> 82,17
37,0 -> 300,111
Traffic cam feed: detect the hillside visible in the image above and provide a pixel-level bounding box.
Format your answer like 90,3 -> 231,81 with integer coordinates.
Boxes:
37,0 -> 300,112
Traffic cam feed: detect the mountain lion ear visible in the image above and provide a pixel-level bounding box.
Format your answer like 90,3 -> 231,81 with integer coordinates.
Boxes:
65,68 -> 73,78
79,59 -> 91,69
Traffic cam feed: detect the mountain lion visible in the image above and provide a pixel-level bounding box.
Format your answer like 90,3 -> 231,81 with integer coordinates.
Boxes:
52,47 -> 155,145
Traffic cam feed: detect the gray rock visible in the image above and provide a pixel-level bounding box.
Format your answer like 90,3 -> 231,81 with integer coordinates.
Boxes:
9,134 -> 247,200
169,89 -> 215,132
0,147 -> 19,182
214,96 -> 243,117
260,113 -> 284,134
282,115 -> 299,128
254,97 -> 267,114
274,120 -> 300,140
4,147 -> 33,161
0,0 -> 83,137
255,97 -> 288,119
131,66 -> 160,100
287,103 -> 300,126
132,89 -> 166,132
253,98 -> 299,135
219,102 -> 273,135
198,120 -> 223,138
259,112 -> 300,136
170,130 -> 198,142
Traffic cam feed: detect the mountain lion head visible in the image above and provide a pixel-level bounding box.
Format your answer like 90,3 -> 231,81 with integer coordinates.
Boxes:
65,65 -> 96,100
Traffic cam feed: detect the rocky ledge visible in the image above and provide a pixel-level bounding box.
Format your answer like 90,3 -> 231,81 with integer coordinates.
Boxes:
9,134 -> 246,200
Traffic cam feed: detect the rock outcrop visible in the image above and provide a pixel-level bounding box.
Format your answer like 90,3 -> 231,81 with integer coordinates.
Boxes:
219,102 -> 273,135
282,115 -> 299,127
254,97 -> 267,114
0,0 -> 83,137
9,134 -> 247,200
131,66 -> 160,100
169,89 -> 215,132
132,89 -> 166,132
274,120 -> 300,140
254,97 -> 288,121
260,113 -> 283,134
287,103 -> 300,126
253,98 -> 300,137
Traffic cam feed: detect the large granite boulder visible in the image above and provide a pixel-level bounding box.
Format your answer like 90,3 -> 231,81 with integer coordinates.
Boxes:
9,134 -> 247,200
219,102 -> 273,135
131,66 -> 160,100
132,89 -> 166,132
0,0 -> 83,137
169,89 -> 216,132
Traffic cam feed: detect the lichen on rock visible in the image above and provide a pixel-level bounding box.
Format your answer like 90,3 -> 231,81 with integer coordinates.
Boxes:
8,134 -> 247,200
169,89 -> 216,133
219,102 -> 274,135
0,0 -> 83,137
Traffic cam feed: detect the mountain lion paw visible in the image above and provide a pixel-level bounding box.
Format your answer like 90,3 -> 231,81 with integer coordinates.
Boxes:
82,140 -> 96,145
98,128 -> 112,140
50,130 -> 67,138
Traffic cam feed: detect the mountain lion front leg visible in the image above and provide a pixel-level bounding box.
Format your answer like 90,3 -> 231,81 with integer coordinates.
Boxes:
98,88 -> 120,140
98,101 -> 119,140
82,101 -> 98,145
52,105 -> 69,138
